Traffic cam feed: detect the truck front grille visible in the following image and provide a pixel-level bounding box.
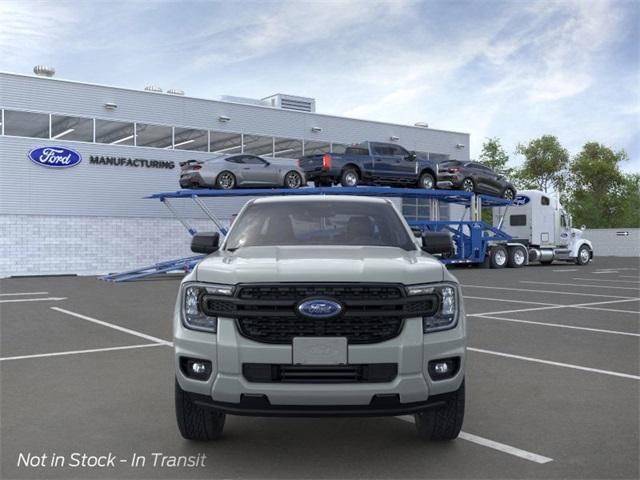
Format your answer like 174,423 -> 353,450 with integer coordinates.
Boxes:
201,283 -> 438,344
236,315 -> 404,344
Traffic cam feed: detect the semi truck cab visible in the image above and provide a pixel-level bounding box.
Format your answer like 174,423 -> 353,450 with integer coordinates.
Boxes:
494,190 -> 593,265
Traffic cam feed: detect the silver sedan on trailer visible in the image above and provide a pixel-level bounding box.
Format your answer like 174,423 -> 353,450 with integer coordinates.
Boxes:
179,154 -> 307,190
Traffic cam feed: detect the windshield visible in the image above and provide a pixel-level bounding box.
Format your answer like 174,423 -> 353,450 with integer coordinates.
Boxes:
225,200 -> 416,251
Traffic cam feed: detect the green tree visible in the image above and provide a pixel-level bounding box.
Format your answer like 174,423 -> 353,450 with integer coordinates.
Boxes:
479,137 -> 513,176
565,142 -> 638,228
516,135 -> 569,193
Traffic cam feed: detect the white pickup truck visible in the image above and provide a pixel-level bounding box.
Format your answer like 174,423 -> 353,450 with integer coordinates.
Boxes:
173,196 -> 466,441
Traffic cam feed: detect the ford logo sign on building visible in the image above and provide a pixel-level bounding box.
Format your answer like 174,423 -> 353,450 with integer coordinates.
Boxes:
298,299 -> 343,319
28,146 -> 82,168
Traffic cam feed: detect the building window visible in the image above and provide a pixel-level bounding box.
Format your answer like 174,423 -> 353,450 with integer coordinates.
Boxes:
173,127 -> 208,151
303,140 -> 331,155
210,131 -> 243,154
273,137 -> 303,159
135,123 -> 173,148
51,114 -> 93,142
243,134 -> 274,156
3,110 -> 49,138
95,119 -> 135,145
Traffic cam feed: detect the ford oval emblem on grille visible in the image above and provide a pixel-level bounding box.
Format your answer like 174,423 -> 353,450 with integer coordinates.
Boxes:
297,299 -> 342,319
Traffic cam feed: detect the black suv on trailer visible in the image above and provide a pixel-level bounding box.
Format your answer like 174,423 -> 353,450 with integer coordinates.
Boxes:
437,160 -> 516,200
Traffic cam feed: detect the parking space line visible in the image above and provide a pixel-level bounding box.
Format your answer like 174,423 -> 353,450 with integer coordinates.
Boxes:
521,281 -> 639,291
51,307 -> 173,346
469,305 -> 564,316
577,305 -> 640,314
572,278 -> 640,284
462,284 -> 636,299
464,296 -> 560,307
552,269 -> 579,272
468,347 -> 640,380
470,298 -> 640,317
0,297 -> 67,304
0,291 -> 49,296
0,343 -> 167,362
472,315 -> 640,337
620,275 -> 640,279
396,416 -> 553,464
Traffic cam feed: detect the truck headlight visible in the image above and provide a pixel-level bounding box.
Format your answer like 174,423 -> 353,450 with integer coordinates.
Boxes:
408,283 -> 458,333
181,283 -> 233,333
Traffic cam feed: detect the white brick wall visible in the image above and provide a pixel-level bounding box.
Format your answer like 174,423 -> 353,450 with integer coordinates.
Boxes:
0,215 -> 225,277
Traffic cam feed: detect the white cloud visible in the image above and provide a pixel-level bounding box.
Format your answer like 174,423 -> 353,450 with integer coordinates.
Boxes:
0,1 -> 77,68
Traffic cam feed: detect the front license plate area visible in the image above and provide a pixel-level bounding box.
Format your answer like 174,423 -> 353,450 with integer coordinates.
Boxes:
292,337 -> 347,365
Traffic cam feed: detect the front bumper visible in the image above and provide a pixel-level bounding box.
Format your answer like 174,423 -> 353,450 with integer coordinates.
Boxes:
175,310 -> 466,415
187,387 -> 459,417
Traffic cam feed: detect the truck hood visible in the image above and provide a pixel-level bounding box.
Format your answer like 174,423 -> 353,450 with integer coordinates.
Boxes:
195,245 -> 445,285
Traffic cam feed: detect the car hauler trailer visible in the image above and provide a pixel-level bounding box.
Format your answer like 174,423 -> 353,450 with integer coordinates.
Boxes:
100,186 -> 593,282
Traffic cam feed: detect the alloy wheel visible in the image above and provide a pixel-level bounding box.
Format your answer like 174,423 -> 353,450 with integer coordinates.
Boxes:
286,172 -> 302,189
218,172 -> 235,189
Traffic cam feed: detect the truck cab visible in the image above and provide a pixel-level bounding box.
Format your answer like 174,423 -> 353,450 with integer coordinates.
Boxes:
494,190 -> 593,265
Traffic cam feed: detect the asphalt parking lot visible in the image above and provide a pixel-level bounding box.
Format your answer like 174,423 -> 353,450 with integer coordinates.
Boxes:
1,256 -> 638,479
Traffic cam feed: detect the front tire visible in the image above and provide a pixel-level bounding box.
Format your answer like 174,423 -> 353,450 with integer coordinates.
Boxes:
216,171 -> 236,190
284,170 -> 303,189
340,168 -> 359,187
418,172 -> 435,190
175,379 -> 225,441
576,245 -> 591,265
415,380 -> 465,441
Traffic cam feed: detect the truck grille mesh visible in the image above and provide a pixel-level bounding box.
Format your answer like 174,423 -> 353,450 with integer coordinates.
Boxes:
201,283 -> 438,344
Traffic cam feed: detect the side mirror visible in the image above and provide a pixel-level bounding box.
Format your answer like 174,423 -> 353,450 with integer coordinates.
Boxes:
407,151 -> 417,161
191,232 -> 220,254
581,225 -> 586,231
421,231 -> 454,257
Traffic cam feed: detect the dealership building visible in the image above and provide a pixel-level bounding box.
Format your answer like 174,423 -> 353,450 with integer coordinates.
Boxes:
0,69 -> 470,278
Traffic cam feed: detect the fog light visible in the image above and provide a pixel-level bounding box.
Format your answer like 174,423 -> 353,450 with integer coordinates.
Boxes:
180,357 -> 212,381
434,362 -> 449,374
428,357 -> 460,380
192,362 -> 207,374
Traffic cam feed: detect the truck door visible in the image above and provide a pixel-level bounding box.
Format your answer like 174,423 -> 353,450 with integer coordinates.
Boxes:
240,155 -> 273,185
371,143 -> 396,180
389,144 -> 417,181
558,211 -> 571,247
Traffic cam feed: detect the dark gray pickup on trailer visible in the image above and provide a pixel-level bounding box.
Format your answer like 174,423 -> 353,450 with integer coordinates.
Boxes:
298,141 -> 439,189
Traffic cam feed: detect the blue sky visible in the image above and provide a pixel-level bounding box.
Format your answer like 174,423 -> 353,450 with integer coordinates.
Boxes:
1,0 -> 638,171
